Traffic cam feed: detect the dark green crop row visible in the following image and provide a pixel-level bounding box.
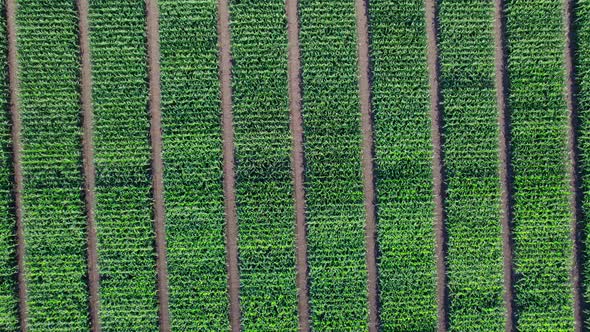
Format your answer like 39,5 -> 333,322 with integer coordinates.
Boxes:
438,1 -> 505,330
0,1 -> 17,329
576,1 -> 590,330
299,0 -> 368,329
88,1 -> 158,330
17,1 -> 89,330
507,0 -> 574,329
369,0 -> 437,330
159,0 -> 229,330
230,0 -> 298,330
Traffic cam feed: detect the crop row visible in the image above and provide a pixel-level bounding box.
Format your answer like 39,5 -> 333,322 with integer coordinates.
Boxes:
229,0 -> 299,330
299,0 -> 368,329
577,1 -> 590,329
438,1 -> 505,330
159,0 -> 229,329
369,0 -> 436,330
88,1 -> 158,330
507,0 -> 574,329
17,1 -> 89,330
0,1 -> 17,329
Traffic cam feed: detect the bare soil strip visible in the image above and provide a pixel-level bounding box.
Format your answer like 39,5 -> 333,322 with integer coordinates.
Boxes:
5,1 -> 27,330
285,0 -> 310,330
76,0 -> 101,330
563,0 -> 585,330
145,1 -> 171,330
493,1 -> 516,330
354,0 -> 380,331
217,0 -> 241,330
424,0 -> 449,330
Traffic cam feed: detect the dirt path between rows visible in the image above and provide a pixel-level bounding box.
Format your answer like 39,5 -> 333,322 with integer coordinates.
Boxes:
145,1 -> 170,330
76,0 -> 101,330
563,0 -> 585,330
354,0 -> 380,331
424,0 -> 449,330
5,0 -> 27,330
493,1 -> 516,331
217,0 -> 241,330
285,0 -> 311,330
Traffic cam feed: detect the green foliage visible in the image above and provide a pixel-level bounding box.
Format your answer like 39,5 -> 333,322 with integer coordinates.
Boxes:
159,0 -> 229,329
438,1 -> 505,330
299,0 -> 368,329
506,0 -> 574,329
575,1 -> 590,329
88,1 -> 158,330
0,1 -> 18,329
369,0 -> 437,329
16,0 -> 89,329
229,0 -> 298,329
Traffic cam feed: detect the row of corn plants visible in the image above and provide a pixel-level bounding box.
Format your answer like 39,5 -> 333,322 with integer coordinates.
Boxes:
88,1 -> 158,330
159,0 -> 229,329
368,0 -> 437,330
576,0 -> 590,329
438,1 -> 505,330
229,0 -> 299,330
506,0 -> 574,329
0,1 -> 17,328
16,0 -> 89,329
299,0 -> 368,329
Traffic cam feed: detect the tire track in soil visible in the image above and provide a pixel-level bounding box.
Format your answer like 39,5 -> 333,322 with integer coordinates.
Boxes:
563,0 -> 585,330
424,0 -> 449,330
493,1 -> 516,330
5,0 -> 27,329
76,0 -> 101,330
145,1 -> 171,330
285,0 -> 310,330
354,0 -> 380,331
217,0 -> 240,330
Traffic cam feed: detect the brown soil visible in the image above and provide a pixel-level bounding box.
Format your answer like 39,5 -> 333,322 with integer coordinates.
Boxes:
217,0 -> 241,330
354,0 -> 380,331
424,0 -> 449,330
563,0 -> 585,330
493,0 -> 516,330
76,0 -> 101,330
145,0 -> 171,330
285,0 -> 311,330
6,0 -> 27,330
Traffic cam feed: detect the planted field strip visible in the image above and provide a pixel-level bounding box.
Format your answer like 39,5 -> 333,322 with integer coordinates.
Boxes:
299,0 -> 368,329
438,1 -> 505,330
16,0 -> 89,329
576,1 -> 590,330
507,0 -> 574,329
368,0 -> 436,330
88,1 -> 158,330
229,0 -> 299,330
158,0 -> 229,329
0,1 -> 18,329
